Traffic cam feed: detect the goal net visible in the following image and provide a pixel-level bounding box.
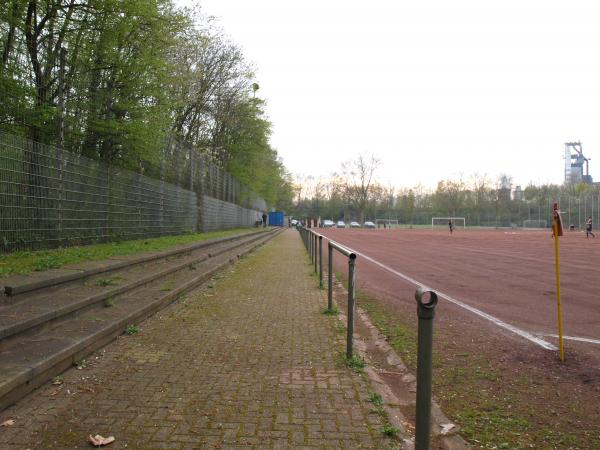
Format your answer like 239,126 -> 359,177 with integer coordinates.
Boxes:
432,217 -> 466,229
522,219 -> 547,229
376,219 -> 399,228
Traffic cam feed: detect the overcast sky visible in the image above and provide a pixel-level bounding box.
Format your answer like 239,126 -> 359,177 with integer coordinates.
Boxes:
180,0 -> 600,190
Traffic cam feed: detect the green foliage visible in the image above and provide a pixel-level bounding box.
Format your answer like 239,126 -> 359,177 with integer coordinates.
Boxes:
369,391 -> 383,406
0,228 -> 256,277
95,278 -> 118,287
321,306 -> 340,316
0,0 -> 292,210
345,355 -> 365,372
380,424 -> 401,437
125,324 -> 140,335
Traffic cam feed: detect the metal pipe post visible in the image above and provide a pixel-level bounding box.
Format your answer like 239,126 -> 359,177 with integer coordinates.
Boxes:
328,243 -> 333,310
318,236 -> 323,288
346,254 -> 357,359
414,287 -> 438,450
314,233 -> 318,273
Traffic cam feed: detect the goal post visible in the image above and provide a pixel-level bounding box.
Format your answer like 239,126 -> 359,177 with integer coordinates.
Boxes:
375,219 -> 399,228
522,219 -> 548,229
432,217 -> 466,229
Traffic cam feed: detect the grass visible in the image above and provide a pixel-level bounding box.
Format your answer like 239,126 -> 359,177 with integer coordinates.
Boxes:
125,324 -> 140,335
0,228 -> 258,278
74,359 -> 87,370
369,391 -> 383,406
321,305 -> 340,315
160,280 -> 176,291
359,296 -> 419,370
380,424 -> 401,437
345,354 -> 366,372
354,289 -> 599,449
95,278 -> 119,287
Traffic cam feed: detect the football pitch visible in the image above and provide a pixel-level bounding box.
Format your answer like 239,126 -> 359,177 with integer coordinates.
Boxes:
319,227 -> 600,361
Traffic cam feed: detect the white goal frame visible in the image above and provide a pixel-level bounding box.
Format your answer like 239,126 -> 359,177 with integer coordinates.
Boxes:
375,219 -> 399,227
432,217 -> 466,229
522,219 -> 547,229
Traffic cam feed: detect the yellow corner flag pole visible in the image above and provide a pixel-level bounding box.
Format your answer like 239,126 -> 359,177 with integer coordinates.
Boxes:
553,204 -> 565,362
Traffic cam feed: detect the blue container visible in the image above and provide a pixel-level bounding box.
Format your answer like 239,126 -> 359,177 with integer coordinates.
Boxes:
268,211 -> 284,227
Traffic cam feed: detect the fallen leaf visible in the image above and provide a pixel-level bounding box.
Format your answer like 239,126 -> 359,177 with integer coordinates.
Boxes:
440,423 -> 456,435
1,419 -> 15,427
87,434 -> 115,446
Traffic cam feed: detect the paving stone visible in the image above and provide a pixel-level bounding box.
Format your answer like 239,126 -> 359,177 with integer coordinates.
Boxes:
0,230 -> 399,449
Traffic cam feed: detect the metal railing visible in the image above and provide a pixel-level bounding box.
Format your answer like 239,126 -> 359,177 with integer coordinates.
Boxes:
298,226 -> 357,359
298,226 -> 440,448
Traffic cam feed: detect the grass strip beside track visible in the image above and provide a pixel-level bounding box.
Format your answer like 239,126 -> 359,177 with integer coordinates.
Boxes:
327,265 -> 594,449
357,291 -> 593,449
0,228 -> 258,277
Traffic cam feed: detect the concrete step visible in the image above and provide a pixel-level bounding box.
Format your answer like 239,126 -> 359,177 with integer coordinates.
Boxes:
1,230 -> 270,297
0,231 -> 270,345
0,229 -> 280,411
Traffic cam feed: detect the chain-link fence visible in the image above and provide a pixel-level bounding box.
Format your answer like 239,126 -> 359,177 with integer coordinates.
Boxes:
0,132 -> 197,251
0,131 -> 267,252
376,196 -> 600,230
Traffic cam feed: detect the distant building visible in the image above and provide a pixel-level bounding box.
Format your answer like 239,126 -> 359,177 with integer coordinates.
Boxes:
564,142 -> 593,184
513,185 -> 523,201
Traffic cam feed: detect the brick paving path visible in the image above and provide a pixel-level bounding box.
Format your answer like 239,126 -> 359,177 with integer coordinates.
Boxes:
0,230 -> 396,449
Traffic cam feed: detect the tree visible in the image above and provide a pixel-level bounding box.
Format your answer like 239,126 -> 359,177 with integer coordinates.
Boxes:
433,178 -> 467,217
340,154 -> 381,223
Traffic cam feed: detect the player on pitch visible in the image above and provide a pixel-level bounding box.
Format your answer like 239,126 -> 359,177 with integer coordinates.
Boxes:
448,219 -> 453,234
586,216 -> 595,238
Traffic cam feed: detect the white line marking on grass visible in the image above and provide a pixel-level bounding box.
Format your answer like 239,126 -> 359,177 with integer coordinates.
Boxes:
541,334 -> 600,345
356,250 -> 558,351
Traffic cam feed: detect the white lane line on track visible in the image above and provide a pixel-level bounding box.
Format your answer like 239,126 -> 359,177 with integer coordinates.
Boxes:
355,250 -> 558,351
541,334 -> 600,345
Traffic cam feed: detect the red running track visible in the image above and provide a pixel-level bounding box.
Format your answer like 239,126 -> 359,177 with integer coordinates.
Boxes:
317,227 -> 600,351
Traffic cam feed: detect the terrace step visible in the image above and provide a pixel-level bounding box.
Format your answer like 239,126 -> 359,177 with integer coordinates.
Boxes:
0,231 -> 271,345
1,230 -> 270,297
0,229 -> 280,411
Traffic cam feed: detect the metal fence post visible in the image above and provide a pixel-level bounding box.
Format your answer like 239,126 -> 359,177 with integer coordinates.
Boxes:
318,236 -> 323,288
346,253 -> 357,359
414,287 -> 438,450
328,242 -> 333,310
314,233 -> 318,273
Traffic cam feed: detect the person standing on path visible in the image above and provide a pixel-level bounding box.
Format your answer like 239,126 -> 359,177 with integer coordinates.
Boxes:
262,212 -> 267,227
448,219 -> 453,234
586,216 -> 595,238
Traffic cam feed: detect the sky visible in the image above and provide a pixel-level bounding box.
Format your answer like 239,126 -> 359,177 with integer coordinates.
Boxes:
178,0 -> 600,191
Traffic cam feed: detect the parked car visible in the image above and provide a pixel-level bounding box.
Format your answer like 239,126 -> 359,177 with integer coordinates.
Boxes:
323,219 -> 335,228
350,221 -> 360,228
363,221 -> 376,228
336,220 -> 346,228
291,219 -> 298,226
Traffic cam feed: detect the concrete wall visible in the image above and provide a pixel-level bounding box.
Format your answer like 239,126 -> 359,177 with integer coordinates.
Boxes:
200,195 -> 261,232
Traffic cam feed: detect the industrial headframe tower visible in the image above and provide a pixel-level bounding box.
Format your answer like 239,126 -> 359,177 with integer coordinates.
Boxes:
564,142 -> 592,184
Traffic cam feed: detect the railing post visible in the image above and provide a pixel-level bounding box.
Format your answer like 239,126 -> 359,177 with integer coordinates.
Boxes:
314,233 -> 318,274
414,287 -> 438,450
346,253 -> 357,359
318,236 -> 323,288
328,242 -> 333,310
